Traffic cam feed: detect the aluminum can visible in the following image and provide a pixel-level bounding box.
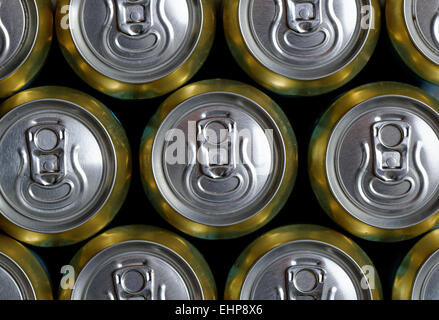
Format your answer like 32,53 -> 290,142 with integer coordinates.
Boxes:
224,224 -> 382,300
55,0 -> 216,100
0,233 -> 53,300
140,79 -> 298,239
393,228 -> 439,300
309,82 -> 439,242
223,0 -> 381,96
387,0 -> 439,85
0,86 -> 131,247
0,0 -> 53,99
59,225 -> 217,300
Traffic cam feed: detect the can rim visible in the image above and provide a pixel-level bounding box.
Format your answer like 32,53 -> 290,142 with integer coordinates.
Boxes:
58,224 -> 217,300
0,0 -> 39,82
387,0 -> 439,85
140,79 -> 298,239
151,91 -> 285,227
402,0 -> 439,66
309,81 -> 439,242
238,0 -> 371,81
223,0 -> 381,96
392,228 -> 439,300
0,86 -> 132,247
224,224 -> 383,300
55,0 -> 216,100
68,0 -> 203,84
0,0 -> 53,99
0,234 -> 53,300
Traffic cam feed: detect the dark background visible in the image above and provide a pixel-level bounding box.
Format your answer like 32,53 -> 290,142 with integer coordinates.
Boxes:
3,2 -> 437,301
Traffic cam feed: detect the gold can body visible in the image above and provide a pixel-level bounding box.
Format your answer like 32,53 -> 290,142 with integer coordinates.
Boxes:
386,0 -> 439,85
0,86 -> 132,247
0,0 -> 53,99
223,0 -> 381,96
55,0 -> 216,100
0,234 -> 53,300
59,225 -> 217,300
224,224 -> 383,300
140,79 -> 298,239
392,228 -> 439,300
309,82 -> 439,242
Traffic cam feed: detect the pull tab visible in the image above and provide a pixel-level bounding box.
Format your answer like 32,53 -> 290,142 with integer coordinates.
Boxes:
26,124 -> 66,186
285,0 -> 322,33
197,115 -> 237,179
115,0 -> 151,36
372,121 -> 411,182
285,263 -> 326,300
113,265 -> 159,300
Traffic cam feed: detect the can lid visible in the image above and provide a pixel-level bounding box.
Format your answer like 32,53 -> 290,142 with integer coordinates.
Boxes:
68,0 -> 203,84
238,0 -> 374,80
240,240 -> 372,300
0,97 -> 116,234
403,0 -> 439,65
152,90 -> 286,227
326,94 -> 439,229
71,240 -> 204,300
0,0 -> 38,80
0,252 -> 35,300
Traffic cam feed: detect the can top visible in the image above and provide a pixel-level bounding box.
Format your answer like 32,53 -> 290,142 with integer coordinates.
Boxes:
240,240 -> 371,300
403,0 -> 439,65
0,252 -> 35,300
0,0 -> 39,80
151,86 -> 288,227
412,248 -> 439,299
67,0 -> 204,84
71,240 -> 204,300
0,91 -> 117,234
226,225 -> 379,300
237,0 -> 374,80
326,91 -> 439,230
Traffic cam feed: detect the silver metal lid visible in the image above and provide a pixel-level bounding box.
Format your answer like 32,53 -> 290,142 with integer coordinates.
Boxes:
327,95 -> 439,229
71,240 -> 204,300
0,0 -> 39,80
403,0 -> 439,65
238,0 -> 373,80
0,252 -> 35,300
240,240 -> 372,300
152,91 -> 285,227
412,248 -> 439,299
68,0 -> 203,83
0,99 -> 116,234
